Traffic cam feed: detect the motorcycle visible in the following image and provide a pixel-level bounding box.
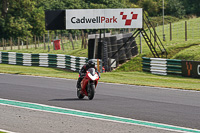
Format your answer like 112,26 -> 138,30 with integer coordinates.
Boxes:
77,68 -> 100,100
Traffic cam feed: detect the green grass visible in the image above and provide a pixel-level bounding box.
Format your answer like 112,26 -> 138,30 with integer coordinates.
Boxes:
2,40 -> 88,57
0,64 -> 199,90
172,44 -> 200,61
0,64 -> 78,79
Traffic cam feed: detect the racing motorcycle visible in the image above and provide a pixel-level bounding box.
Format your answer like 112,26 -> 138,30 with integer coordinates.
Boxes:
77,68 -> 100,100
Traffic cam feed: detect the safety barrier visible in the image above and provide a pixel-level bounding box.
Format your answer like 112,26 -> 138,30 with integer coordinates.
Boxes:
142,57 -> 182,75
0,51 -> 102,72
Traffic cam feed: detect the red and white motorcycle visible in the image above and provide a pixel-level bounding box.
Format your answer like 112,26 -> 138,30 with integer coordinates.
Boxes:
77,68 -> 99,100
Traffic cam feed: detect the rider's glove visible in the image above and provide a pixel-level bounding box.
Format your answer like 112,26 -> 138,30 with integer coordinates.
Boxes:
98,72 -> 101,78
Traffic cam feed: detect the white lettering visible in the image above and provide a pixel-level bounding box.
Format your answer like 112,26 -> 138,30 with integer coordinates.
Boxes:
198,65 -> 200,75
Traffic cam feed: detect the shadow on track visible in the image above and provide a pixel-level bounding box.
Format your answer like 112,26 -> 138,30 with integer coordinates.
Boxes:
49,98 -> 87,101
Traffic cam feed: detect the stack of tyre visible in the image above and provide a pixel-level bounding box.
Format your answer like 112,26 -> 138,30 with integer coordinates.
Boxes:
114,33 -> 138,64
88,33 -> 138,68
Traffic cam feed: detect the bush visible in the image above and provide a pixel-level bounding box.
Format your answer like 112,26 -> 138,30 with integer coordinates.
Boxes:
149,16 -> 180,27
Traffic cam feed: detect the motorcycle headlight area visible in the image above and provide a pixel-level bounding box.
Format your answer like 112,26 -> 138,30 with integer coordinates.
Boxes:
88,73 -> 98,80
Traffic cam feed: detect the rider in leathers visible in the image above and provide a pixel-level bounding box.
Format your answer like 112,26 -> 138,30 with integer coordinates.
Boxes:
76,59 -> 100,89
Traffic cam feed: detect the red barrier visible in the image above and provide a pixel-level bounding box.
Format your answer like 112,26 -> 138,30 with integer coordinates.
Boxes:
53,39 -> 61,50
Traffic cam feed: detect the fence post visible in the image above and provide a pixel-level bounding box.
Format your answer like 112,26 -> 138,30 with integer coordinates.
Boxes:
26,36 -> 28,49
84,33 -> 88,49
140,32 -> 142,54
52,34 -> 54,49
149,27 -> 151,42
78,34 -> 81,40
60,33 -> 64,51
37,36 -> 39,47
21,40 -> 23,49
2,38 -> 4,50
43,34 -> 46,50
5,39 -> 7,50
169,22 -> 172,41
75,35 -> 77,42
185,21 -> 187,41
66,36 -> 68,44
10,37 -> 12,50
64,35 -> 66,43
81,30 -> 85,49
153,26 -> 156,47
93,35 -> 98,59
52,33 -> 54,42
18,37 -> 20,50
34,35 -> 37,49
70,33 -> 74,50
66,36 -> 68,43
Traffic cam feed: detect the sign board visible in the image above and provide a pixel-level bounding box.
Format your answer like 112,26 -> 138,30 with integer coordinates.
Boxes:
182,61 -> 193,77
192,61 -> 200,78
66,9 -> 143,29
45,10 -> 65,30
182,61 -> 200,78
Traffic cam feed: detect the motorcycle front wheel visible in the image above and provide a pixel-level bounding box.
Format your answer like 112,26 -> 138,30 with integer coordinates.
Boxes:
88,84 -> 95,100
77,88 -> 85,99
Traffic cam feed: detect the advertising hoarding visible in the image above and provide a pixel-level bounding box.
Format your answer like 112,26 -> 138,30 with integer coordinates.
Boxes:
192,61 -> 200,78
45,10 -> 65,30
66,9 -> 143,29
182,61 -> 200,78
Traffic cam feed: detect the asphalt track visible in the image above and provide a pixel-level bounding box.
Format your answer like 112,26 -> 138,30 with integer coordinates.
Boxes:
0,73 -> 200,132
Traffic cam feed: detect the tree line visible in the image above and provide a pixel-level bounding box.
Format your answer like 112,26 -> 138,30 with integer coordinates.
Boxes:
0,0 -> 199,40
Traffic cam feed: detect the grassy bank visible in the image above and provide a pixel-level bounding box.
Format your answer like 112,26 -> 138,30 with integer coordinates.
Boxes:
117,17 -> 200,71
0,64 -> 199,90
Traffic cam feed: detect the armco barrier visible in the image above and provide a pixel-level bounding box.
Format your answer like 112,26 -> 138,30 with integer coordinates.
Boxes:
142,57 -> 182,75
0,51 -> 102,72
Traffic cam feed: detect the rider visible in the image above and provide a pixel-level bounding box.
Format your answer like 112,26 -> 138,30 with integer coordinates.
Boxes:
76,59 -> 100,89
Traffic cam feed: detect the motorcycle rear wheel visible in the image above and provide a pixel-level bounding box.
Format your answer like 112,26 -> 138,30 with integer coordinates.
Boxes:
77,88 -> 85,99
88,84 -> 95,100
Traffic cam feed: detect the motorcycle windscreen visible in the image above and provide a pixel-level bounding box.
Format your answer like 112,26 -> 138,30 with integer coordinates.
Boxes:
88,68 -> 95,76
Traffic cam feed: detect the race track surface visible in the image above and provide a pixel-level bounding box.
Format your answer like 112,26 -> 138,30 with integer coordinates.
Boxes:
0,74 -> 200,132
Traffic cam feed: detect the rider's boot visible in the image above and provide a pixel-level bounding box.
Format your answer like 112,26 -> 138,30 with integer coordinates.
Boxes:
76,78 -> 82,90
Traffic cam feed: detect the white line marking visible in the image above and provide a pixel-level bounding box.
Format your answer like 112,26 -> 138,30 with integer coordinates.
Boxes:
0,129 -> 16,133
0,98 -> 199,133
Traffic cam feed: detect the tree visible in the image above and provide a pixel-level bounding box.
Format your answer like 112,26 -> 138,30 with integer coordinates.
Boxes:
30,7 -> 45,36
137,0 -> 159,16
0,0 -> 45,39
166,0 -> 185,18
182,0 -> 200,16
1,0 -> 9,18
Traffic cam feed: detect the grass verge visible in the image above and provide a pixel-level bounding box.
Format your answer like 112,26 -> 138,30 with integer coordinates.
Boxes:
0,64 -> 199,90
2,40 -> 88,57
